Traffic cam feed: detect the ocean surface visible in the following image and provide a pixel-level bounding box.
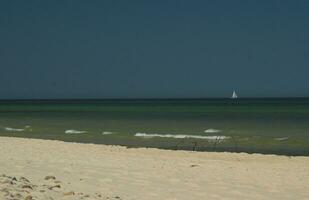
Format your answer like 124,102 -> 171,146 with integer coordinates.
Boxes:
0,98 -> 309,156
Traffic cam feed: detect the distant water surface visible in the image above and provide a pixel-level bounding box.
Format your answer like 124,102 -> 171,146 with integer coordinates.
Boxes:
0,98 -> 309,156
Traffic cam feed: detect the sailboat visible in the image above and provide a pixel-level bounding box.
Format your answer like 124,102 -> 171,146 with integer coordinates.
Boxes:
231,90 -> 238,99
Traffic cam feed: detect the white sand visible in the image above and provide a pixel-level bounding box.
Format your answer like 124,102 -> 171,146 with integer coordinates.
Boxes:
0,136 -> 309,200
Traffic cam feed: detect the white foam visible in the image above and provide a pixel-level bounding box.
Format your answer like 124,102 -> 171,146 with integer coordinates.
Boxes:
275,137 -> 289,141
5,127 -> 25,132
135,133 -> 229,140
102,131 -> 114,135
204,129 -> 222,133
65,130 -> 87,134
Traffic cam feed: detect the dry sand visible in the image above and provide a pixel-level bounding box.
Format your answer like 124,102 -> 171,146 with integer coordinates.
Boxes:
0,136 -> 308,200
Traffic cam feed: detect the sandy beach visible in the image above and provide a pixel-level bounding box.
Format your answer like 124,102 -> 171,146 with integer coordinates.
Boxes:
0,136 -> 308,200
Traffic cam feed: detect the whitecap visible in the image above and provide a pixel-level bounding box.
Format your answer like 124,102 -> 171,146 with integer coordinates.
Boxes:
102,131 -> 114,135
135,133 -> 229,140
5,127 -> 25,132
275,137 -> 289,141
204,129 -> 222,133
65,130 -> 87,134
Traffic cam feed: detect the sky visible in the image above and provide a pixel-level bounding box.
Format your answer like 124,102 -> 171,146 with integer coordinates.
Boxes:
0,0 -> 309,99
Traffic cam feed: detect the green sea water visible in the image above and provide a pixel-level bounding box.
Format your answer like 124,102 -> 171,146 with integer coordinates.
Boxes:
0,98 -> 309,156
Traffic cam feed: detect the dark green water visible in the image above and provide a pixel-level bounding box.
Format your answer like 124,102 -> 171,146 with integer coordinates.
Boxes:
0,98 -> 309,156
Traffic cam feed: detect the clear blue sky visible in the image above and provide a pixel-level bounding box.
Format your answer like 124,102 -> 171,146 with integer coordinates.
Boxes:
0,1 -> 309,99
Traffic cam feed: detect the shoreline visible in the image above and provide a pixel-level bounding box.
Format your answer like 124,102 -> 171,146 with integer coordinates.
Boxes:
1,136 -> 309,199
0,135 -> 300,157
1,135 -> 307,157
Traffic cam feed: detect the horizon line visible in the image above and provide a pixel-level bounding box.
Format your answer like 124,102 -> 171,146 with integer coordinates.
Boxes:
0,97 -> 309,102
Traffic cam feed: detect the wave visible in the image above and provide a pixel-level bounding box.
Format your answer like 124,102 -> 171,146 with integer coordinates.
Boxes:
275,137 -> 289,141
102,131 -> 114,135
5,127 -> 25,132
204,129 -> 222,133
65,130 -> 87,134
4,125 -> 32,132
135,133 -> 229,140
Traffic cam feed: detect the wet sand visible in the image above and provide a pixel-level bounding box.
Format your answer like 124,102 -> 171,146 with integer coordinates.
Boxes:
0,136 -> 309,200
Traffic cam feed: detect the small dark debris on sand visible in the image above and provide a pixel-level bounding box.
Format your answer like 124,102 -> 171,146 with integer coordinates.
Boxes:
44,176 -> 56,181
48,184 -> 61,190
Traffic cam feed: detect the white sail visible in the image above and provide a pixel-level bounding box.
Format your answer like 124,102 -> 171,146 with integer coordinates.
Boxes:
231,91 -> 238,99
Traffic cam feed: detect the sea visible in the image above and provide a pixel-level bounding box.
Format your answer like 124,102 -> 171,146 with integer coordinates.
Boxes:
0,98 -> 308,156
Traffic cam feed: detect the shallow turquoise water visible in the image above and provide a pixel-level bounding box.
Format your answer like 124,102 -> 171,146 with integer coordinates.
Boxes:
0,98 -> 308,155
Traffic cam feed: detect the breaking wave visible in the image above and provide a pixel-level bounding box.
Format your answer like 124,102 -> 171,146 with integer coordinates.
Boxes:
135,133 -> 229,140
5,127 -> 25,132
102,131 -> 114,135
4,125 -> 31,132
65,130 -> 87,134
204,129 -> 222,133
275,137 -> 289,141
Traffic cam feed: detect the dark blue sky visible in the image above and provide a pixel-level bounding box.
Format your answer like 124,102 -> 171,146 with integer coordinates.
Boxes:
1,1 -> 309,99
